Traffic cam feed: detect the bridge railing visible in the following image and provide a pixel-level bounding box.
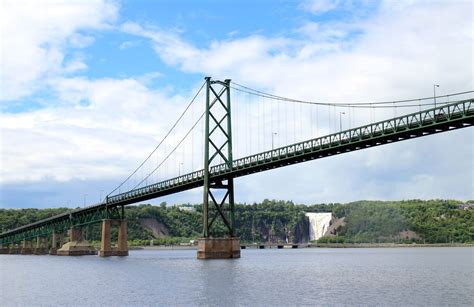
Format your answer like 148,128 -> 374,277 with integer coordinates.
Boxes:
225,98 -> 473,174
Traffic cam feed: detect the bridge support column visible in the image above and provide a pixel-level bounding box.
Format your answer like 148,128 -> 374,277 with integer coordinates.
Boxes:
49,232 -> 64,255
8,243 -> 20,254
118,220 -> 128,255
199,78 -> 241,259
197,237 -> 240,259
57,227 -> 96,256
0,244 -> 9,254
34,236 -> 49,255
99,219 -> 128,257
20,240 -> 33,254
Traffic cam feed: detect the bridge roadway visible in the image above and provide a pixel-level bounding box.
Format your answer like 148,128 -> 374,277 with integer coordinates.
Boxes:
1,98 -> 473,244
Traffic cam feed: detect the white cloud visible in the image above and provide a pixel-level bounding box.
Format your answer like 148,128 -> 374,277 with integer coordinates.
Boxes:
0,0 -> 118,100
126,1 -> 473,102
299,0 -> 340,14
0,75 -> 205,188
119,40 -> 142,50
121,21 -> 291,78
69,33 -> 96,48
63,54 -> 88,73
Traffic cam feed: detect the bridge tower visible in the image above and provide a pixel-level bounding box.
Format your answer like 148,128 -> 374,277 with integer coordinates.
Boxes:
197,77 -> 240,259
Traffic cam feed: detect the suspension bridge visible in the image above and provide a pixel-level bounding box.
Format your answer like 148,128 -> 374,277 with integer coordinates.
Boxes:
1,77 -> 473,258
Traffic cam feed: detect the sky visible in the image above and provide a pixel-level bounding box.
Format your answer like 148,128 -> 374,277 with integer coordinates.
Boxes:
0,0 -> 473,208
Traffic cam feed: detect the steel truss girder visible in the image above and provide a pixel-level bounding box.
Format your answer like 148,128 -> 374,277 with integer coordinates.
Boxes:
0,205 -> 124,245
202,77 -> 235,237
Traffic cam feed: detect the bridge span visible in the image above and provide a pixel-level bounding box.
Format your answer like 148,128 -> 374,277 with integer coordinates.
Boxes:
1,78 -> 473,259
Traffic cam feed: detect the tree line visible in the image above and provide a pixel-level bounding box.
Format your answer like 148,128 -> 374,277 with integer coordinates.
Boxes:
0,199 -> 472,245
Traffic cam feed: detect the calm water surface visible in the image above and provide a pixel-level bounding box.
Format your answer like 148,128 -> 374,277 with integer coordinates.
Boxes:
1,247 -> 473,306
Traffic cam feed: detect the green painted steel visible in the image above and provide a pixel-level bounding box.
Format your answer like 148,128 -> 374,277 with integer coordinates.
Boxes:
0,205 -> 123,245
0,97 -> 473,245
202,77 -> 235,237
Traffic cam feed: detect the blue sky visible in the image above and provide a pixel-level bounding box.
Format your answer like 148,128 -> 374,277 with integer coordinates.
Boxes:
0,0 -> 473,208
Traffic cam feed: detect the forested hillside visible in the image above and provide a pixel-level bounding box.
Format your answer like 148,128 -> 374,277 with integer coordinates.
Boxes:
1,199 -> 472,244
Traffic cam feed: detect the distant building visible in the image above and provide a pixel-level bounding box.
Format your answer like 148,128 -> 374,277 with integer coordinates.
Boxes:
459,203 -> 474,210
176,205 -> 195,212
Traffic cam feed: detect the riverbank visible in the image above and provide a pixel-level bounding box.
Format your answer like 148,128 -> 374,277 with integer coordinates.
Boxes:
130,242 -> 474,250
130,245 -> 196,250
308,242 -> 474,248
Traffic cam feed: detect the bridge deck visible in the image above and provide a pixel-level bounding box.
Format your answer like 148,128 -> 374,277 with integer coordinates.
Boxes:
1,98 -> 473,243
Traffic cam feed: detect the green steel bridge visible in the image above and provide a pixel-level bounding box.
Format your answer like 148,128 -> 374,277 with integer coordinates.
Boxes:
1,78 -> 473,258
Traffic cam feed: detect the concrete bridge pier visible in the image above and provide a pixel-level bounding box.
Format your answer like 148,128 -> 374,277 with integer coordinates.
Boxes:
8,244 -> 20,254
197,237 -> 240,259
49,232 -> 64,255
34,236 -> 49,255
0,244 -> 9,254
20,240 -> 34,254
99,219 -> 128,257
57,227 -> 96,256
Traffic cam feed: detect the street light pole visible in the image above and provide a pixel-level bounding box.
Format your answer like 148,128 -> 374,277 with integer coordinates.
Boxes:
433,84 -> 440,108
339,112 -> 345,132
83,194 -> 88,208
272,132 -> 278,150
178,162 -> 183,176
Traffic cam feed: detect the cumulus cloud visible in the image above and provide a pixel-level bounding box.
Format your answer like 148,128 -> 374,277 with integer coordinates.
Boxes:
119,40 -> 142,50
125,1 -> 473,101
0,75 -> 205,189
0,0 -> 118,100
299,0 -> 340,14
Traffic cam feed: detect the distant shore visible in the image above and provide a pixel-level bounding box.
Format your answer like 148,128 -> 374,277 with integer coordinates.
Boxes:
131,245 -> 196,250
307,243 -> 474,248
130,242 -> 473,250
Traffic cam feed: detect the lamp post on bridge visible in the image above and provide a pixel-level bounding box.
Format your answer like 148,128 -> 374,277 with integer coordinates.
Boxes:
433,84 -> 440,108
271,132 -> 278,150
99,190 -> 104,202
178,162 -> 183,177
339,112 -> 345,132
83,194 -> 88,208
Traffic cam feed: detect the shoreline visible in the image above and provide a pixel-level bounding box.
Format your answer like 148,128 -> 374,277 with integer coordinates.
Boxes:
308,243 -> 474,248
130,242 -> 473,250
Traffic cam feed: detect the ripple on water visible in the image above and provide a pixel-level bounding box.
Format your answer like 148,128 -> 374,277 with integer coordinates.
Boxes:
0,247 -> 473,306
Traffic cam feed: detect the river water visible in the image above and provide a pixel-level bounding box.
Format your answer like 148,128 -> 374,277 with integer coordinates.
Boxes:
1,247 -> 472,306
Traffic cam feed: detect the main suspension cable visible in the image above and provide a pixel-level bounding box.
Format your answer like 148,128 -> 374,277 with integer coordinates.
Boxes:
231,82 -> 473,108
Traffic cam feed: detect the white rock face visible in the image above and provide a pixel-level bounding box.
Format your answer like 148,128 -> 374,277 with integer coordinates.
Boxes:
306,213 -> 333,241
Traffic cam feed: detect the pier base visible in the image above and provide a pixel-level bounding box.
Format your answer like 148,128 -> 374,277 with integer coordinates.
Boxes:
57,227 -> 96,256
21,240 -> 34,254
49,232 -> 64,255
197,237 -> 240,259
9,245 -> 20,254
34,236 -> 49,255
